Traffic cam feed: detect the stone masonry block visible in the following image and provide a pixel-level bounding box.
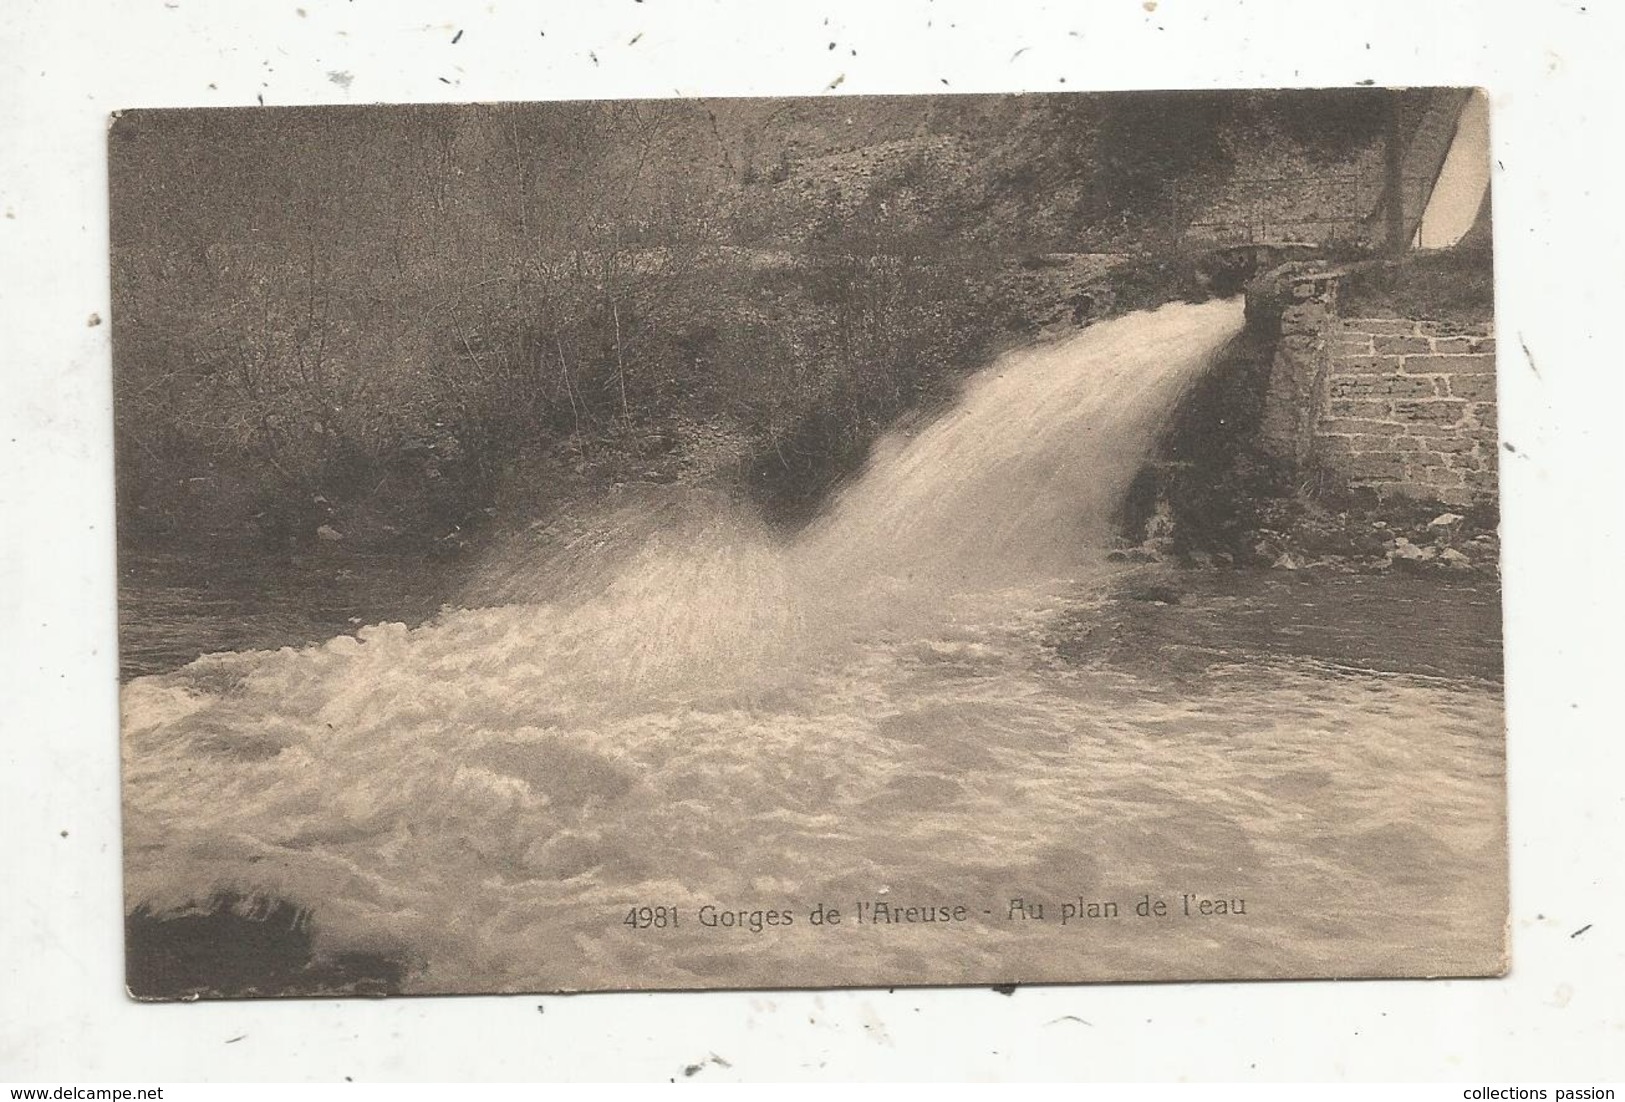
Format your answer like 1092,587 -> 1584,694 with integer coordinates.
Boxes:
1327,399 -> 1392,419
1392,398 -> 1467,424
1420,466 -> 1466,486
1329,376 -> 1438,400
1448,374 -> 1496,401
1277,333 -> 1325,356
1404,354 -> 1495,374
1399,422 -> 1468,438
1375,336 -> 1434,354
1419,319 -> 1492,338
1282,303 -> 1329,327
1317,430 -> 1395,451
1431,337 -> 1476,353
1426,434 -> 1479,454
1331,355 -> 1406,375
1345,318 -> 1416,335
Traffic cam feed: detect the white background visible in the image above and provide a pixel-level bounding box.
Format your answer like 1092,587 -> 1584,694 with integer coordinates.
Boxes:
2,0 -> 1621,1083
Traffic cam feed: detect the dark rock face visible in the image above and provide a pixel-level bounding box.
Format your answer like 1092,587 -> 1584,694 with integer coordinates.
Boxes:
126,892 -> 408,1000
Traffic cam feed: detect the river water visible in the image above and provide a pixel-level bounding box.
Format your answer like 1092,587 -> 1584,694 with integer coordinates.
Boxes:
119,300 -> 1506,995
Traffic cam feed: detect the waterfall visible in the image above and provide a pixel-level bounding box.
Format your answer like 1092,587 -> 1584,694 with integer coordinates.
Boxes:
119,296 -> 1254,995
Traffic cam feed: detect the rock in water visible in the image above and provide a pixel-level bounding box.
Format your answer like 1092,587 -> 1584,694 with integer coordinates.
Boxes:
316,524 -> 344,542
1125,583 -> 1182,604
1439,548 -> 1472,570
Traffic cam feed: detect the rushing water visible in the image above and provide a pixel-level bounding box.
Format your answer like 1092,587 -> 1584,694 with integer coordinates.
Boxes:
120,300 -> 1506,995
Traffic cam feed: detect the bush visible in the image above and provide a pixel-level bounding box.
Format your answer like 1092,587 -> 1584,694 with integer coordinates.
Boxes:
1339,237 -> 1494,323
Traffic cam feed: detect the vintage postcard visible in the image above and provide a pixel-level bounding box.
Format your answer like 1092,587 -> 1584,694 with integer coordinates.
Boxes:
111,89 -> 1504,999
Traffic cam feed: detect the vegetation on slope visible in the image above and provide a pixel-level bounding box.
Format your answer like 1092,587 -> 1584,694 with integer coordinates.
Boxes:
110,91 -> 1405,552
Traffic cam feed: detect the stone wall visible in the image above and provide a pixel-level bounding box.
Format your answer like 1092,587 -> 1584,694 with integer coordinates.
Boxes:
1252,267 -> 1498,506
1255,269 -> 1342,470
1317,317 -> 1496,504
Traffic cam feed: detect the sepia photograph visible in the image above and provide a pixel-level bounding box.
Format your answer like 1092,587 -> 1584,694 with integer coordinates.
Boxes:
109,88 -> 1505,1000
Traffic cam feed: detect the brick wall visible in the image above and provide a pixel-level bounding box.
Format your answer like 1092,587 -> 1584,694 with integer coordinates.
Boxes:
1316,317 -> 1497,504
